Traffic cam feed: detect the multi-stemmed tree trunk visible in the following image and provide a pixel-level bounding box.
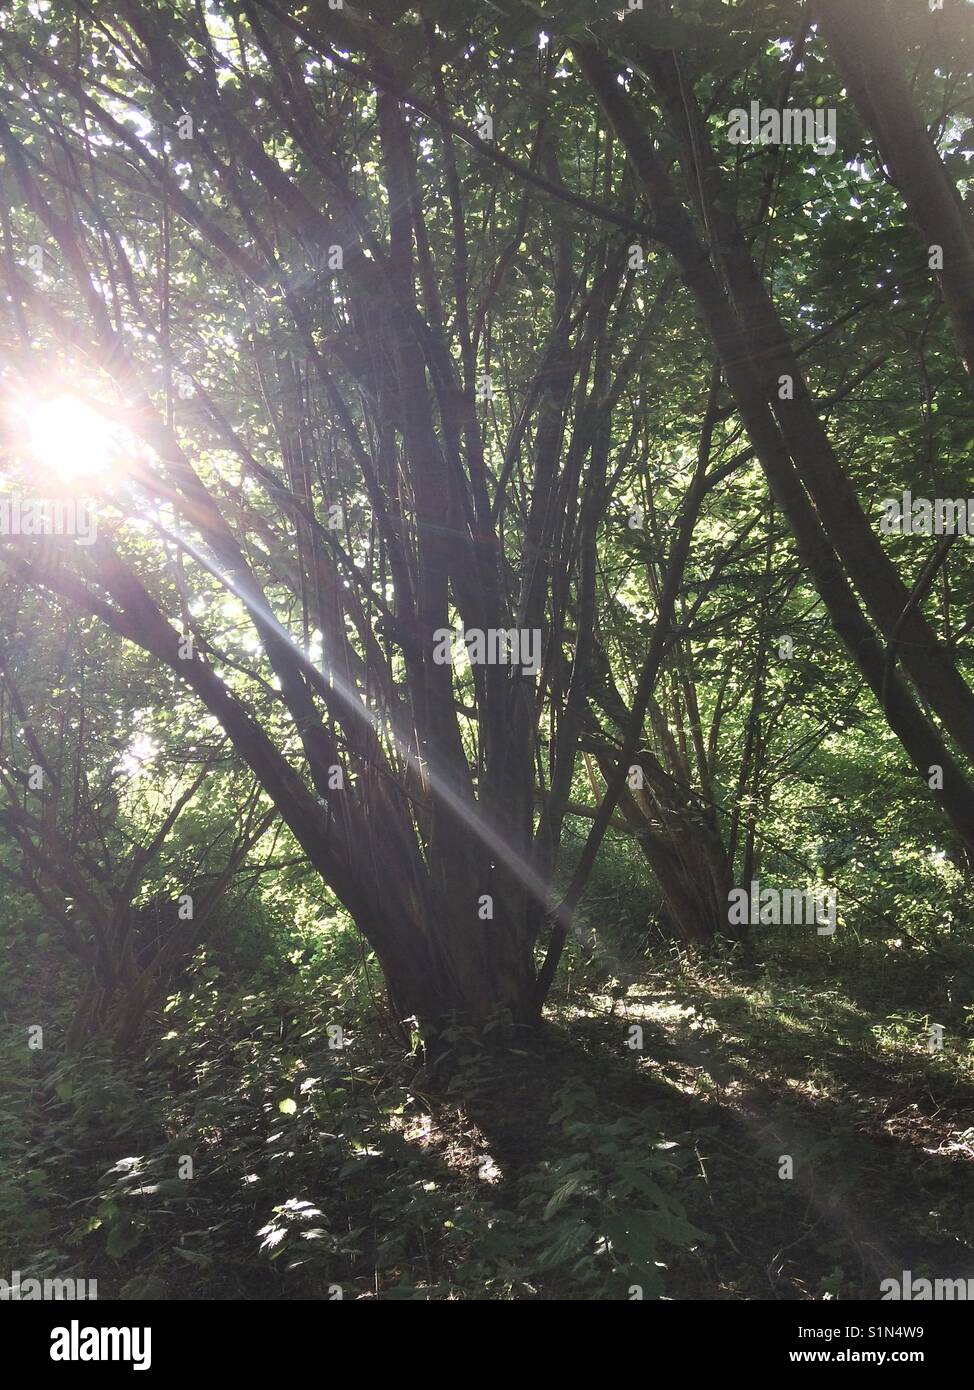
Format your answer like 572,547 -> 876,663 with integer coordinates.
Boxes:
4,0 -> 974,1041
0,638 -> 271,1047
0,1 -> 668,1038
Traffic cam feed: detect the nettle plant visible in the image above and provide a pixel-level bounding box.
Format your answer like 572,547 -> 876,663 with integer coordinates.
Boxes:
451,1081 -> 704,1298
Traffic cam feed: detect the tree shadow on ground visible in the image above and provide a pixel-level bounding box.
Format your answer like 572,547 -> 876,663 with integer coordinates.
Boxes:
432,969 -> 974,1300
32,953 -> 972,1301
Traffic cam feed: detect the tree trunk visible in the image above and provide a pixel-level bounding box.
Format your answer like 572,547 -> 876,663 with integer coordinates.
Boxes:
628,41 -> 974,766
577,42 -> 974,856
814,0 -> 974,382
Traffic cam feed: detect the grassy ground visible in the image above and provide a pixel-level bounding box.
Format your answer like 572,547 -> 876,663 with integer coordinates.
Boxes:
560,942 -> 974,1298
2,928 -> 972,1300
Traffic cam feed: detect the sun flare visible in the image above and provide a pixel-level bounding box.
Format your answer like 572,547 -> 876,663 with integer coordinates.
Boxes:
23,394 -> 123,483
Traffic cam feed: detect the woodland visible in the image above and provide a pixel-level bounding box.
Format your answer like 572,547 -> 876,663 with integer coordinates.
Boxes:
0,0 -> 973,1303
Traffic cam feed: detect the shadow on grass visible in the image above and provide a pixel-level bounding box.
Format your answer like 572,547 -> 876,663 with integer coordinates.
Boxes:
536,942 -> 974,1299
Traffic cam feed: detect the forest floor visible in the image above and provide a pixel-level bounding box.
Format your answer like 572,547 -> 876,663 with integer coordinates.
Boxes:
5,931 -> 974,1300
455,938 -> 974,1300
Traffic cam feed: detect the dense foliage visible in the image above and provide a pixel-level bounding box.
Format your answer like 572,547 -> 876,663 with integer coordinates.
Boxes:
0,0 -> 973,1302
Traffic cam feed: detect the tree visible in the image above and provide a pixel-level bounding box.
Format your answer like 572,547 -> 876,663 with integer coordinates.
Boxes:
0,0 -> 665,1036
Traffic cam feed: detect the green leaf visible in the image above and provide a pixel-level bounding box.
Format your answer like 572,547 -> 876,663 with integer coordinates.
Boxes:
535,1219 -> 593,1270
602,1211 -> 659,1265
543,1174 -> 589,1219
173,1247 -> 214,1266
106,1220 -> 141,1259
